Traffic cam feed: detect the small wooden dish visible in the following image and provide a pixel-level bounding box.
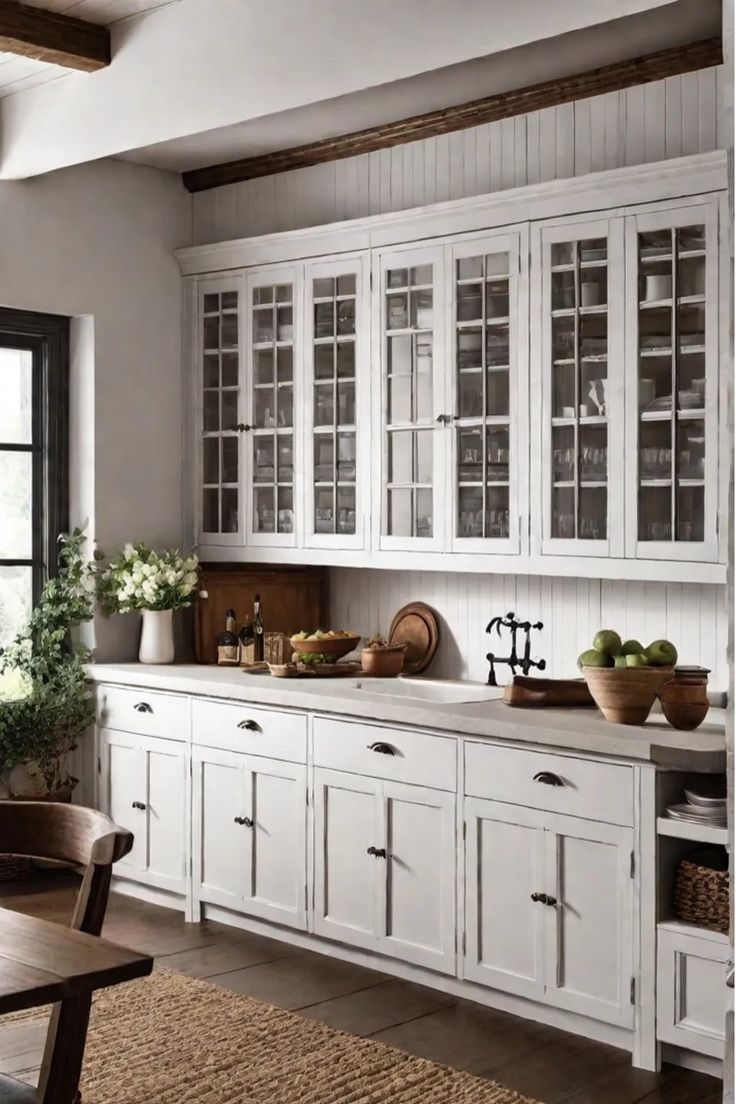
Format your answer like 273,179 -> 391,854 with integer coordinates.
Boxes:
583,666 -> 675,725
361,644 -> 406,678
290,634 -> 361,661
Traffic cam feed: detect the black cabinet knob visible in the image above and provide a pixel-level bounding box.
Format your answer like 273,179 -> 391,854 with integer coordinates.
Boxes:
234,816 -> 253,827
533,771 -> 564,787
530,891 -> 545,903
544,895 -> 558,907
131,801 -> 146,811
367,846 -> 387,859
236,423 -> 252,433
367,742 -> 395,755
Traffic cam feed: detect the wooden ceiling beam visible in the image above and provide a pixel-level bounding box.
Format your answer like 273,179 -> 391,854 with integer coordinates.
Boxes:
183,36 -> 722,194
0,1 -> 110,72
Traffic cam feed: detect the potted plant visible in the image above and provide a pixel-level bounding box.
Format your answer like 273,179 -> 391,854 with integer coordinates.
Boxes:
0,527 -> 96,803
97,543 -> 198,664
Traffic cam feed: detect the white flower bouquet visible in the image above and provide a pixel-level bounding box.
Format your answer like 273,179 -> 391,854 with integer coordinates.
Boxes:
98,543 -> 199,613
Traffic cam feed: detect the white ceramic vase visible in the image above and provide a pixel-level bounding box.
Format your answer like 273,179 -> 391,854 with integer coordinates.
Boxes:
139,608 -> 175,664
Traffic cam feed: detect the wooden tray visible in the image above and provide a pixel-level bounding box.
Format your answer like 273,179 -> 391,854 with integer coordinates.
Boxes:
503,675 -> 595,708
388,603 -> 439,674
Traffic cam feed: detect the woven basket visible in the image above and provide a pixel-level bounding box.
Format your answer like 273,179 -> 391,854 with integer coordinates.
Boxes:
674,849 -> 730,934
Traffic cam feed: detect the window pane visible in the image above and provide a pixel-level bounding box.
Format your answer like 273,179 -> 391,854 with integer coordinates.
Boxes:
0,451 -> 32,557
0,348 -> 32,444
0,565 -> 32,650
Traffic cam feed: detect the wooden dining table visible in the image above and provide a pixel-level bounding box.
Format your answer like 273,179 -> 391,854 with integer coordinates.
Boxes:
0,906 -> 152,1100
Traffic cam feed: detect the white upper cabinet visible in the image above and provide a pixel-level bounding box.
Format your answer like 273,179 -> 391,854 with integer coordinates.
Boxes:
532,215 -> 626,559
187,176 -> 726,582
624,200 -> 720,562
303,254 -> 369,550
450,230 -> 527,555
374,244 -> 447,552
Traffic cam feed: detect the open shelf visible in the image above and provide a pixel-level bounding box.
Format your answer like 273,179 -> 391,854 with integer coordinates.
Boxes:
657,918 -> 730,946
657,815 -> 727,847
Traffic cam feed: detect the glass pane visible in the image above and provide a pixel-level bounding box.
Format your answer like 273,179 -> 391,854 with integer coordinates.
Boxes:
253,308 -> 273,344
487,370 -> 509,417
222,488 -> 238,534
458,486 -> 483,537
203,354 -> 219,389
275,285 -> 291,303
253,438 -> 275,483
0,451 -> 32,558
677,225 -> 705,252
410,289 -> 433,329
458,371 -> 483,418
552,316 -> 575,362
337,433 -> 356,481
554,363 -> 576,419
580,238 -> 607,263
415,338 -> 433,420
552,485 -> 575,539
579,486 -> 606,540
221,352 -> 238,388
202,392 -> 221,435
552,425 -> 575,483
202,487 -> 218,532
486,281 -> 509,320
336,342 -> 355,378
579,425 -> 607,484
457,285 -> 482,323
387,268 -> 408,289
639,486 -> 671,542
203,316 -> 219,350
337,299 -> 355,336
416,431 -> 432,484
221,436 -> 238,484
0,348 -> 32,446
337,274 -> 356,296
678,418 -> 705,480
457,256 -> 483,280
458,428 -> 483,482
314,384 -> 334,427
203,293 -> 219,313
0,565 -> 32,650
411,265 -> 432,286
315,487 -> 334,534
221,391 -> 238,432
278,439 -> 293,483
255,388 -> 276,429
486,426 -> 509,482
415,488 -> 433,536
277,487 -> 294,533
254,287 -> 272,306
678,254 -> 705,297
390,431 -> 413,483
203,437 -> 219,484
278,385 -> 293,428
389,488 -> 412,536
277,347 -> 293,383
389,374 -> 412,424
458,329 -> 482,370
388,335 -> 412,377
486,485 -> 509,539
254,487 -> 275,533
337,382 -> 355,426
552,243 -> 574,266
222,291 -> 237,310
255,349 -> 273,385
221,314 -> 238,349
314,277 -> 334,298
337,486 -> 356,534
677,485 -> 704,541
315,345 -> 333,380
486,326 -> 509,367
387,294 -> 408,331
314,435 -> 334,482
552,271 -> 575,311
315,302 -> 334,339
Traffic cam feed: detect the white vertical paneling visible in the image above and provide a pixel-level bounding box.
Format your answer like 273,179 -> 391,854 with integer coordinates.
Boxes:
192,65 -> 725,243
330,569 -> 728,691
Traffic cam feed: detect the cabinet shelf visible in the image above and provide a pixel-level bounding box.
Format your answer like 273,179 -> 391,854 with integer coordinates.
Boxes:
551,415 -> 607,427
657,918 -> 729,945
639,295 -> 705,310
551,305 -> 608,318
656,816 -> 727,847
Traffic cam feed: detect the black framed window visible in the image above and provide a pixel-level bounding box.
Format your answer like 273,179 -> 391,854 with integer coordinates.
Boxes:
0,308 -> 69,648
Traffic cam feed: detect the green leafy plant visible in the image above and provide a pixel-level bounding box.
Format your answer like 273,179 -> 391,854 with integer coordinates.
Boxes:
0,528 -> 96,797
97,543 -> 198,613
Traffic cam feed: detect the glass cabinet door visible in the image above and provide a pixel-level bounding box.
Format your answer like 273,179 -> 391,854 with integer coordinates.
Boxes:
378,246 -> 446,550
536,218 -> 625,557
246,268 -> 298,546
451,232 -> 523,553
625,202 -> 719,561
304,256 -> 367,549
198,279 -> 242,544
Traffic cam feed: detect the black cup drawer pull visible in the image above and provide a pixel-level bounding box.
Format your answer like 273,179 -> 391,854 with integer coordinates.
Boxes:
133,702 -> 153,713
533,771 -> 564,787
234,816 -> 253,827
131,801 -> 146,811
367,846 -> 387,858
237,719 -> 262,732
368,742 -> 395,756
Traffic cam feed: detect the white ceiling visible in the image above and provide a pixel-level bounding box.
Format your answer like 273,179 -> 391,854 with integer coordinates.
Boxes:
0,0 -> 179,99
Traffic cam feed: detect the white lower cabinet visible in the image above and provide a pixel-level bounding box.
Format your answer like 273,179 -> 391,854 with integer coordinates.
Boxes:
657,923 -> 729,1059
314,768 -> 456,974
465,798 -> 634,1028
98,727 -> 188,895
192,745 -> 307,930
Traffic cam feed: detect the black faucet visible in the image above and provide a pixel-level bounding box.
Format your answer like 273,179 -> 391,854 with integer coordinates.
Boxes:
486,612 -> 546,686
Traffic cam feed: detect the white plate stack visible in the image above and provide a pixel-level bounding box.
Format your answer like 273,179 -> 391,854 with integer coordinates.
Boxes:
666,784 -> 727,828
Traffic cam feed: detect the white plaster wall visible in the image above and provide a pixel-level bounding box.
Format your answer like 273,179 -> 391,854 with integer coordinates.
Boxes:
0,158 -> 192,659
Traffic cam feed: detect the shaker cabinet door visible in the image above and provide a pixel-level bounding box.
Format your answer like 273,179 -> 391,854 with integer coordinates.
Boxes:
98,728 -> 148,877
192,745 -> 248,911
243,755 -> 307,930
464,798 -> 546,1000
313,768 -> 383,952
143,735 -> 188,894
542,812 -> 634,1028
381,781 -> 456,974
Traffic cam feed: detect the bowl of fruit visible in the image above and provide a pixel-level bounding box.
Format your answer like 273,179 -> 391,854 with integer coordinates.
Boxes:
290,630 -> 361,665
579,631 -> 676,725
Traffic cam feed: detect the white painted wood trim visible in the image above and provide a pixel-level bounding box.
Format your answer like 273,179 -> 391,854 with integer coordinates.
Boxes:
177,154 -> 728,276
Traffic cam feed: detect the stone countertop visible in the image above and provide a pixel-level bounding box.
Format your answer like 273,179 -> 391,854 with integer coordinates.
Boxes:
87,663 -> 726,772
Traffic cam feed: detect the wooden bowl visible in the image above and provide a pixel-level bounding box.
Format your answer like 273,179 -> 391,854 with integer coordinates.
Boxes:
582,666 -> 675,725
659,681 -> 709,730
290,634 -> 361,662
361,644 -> 406,678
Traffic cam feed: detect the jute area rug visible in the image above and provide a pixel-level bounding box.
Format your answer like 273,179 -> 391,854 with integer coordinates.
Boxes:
5,968 -> 541,1104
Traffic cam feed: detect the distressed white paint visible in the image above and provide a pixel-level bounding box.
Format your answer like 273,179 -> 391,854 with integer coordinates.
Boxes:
193,67 -> 726,245
329,568 -> 729,691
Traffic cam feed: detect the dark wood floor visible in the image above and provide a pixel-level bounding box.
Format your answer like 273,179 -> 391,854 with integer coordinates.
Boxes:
0,872 -> 722,1104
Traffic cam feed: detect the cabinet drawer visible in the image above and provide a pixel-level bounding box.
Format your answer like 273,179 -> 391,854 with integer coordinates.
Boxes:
313,717 -> 456,790
464,742 -> 633,826
192,698 -> 307,762
657,924 -> 728,1059
96,685 -> 189,741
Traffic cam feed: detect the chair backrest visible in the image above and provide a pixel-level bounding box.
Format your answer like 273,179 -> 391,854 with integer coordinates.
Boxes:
0,801 -> 133,935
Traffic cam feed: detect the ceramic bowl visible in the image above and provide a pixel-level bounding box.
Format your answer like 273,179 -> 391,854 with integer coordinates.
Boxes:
290,634 -> 361,662
582,666 -> 675,725
361,644 -> 406,678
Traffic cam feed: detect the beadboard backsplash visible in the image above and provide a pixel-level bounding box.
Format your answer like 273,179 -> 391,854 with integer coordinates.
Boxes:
329,569 -> 728,691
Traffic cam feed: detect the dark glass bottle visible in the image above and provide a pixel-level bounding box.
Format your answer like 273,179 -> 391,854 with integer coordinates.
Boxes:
253,594 -> 264,663
238,619 -> 254,666
217,608 -> 239,666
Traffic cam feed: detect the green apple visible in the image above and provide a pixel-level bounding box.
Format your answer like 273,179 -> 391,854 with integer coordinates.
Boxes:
578,648 -> 614,670
645,639 -> 678,667
614,655 -> 628,668
593,629 -> 622,657
621,639 -> 645,656
625,653 -> 650,668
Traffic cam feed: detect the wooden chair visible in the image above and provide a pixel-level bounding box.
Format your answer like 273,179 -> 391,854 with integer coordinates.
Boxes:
0,802 -> 133,1104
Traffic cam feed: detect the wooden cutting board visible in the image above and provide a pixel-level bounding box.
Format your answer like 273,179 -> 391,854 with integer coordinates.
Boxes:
388,603 -> 439,674
503,675 -> 595,708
